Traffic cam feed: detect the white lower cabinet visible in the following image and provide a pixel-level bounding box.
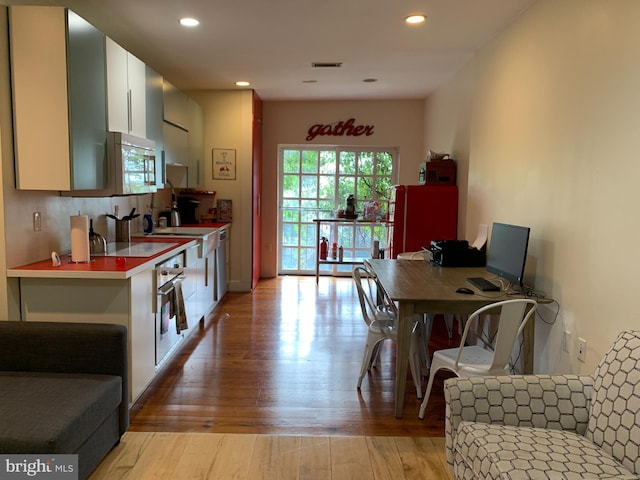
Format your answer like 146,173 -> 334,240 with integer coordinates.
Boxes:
18,269 -> 155,403
184,244 -> 203,330
201,249 -> 217,321
15,243 -> 220,403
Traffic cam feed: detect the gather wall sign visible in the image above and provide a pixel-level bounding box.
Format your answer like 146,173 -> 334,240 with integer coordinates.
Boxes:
306,118 -> 375,141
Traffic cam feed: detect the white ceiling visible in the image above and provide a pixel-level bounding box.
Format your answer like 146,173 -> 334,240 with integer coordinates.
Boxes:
6,0 -> 535,101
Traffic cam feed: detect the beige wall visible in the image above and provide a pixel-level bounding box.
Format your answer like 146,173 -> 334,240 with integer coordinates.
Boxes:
424,0 -> 640,374
261,100 -> 425,277
188,89 -> 255,292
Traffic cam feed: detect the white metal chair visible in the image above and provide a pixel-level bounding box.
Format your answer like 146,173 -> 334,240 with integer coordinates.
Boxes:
418,298 -> 538,419
353,266 -> 425,398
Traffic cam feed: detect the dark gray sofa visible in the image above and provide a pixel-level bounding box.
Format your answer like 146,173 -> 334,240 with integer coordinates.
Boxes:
0,321 -> 129,480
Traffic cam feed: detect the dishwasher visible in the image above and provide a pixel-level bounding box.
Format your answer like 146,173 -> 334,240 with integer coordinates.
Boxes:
216,229 -> 228,299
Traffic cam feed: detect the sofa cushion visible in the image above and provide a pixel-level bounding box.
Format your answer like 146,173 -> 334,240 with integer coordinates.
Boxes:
454,421 -> 636,479
585,330 -> 640,475
0,372 -> 122,454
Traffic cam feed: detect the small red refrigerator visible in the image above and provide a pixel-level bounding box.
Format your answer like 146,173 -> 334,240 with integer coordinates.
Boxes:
387,185 -> 458,258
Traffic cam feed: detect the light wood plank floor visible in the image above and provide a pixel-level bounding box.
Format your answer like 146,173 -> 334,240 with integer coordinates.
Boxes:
104,276 -> 460,478
129,276 -> 458,436
91,432 -> 451,479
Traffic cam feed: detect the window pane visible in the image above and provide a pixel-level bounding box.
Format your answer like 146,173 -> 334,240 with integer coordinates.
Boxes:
282,199 -> 300,222
339,152 -> 356,174
281,247 -> 298,270
357,177 -> 373,201
319,175 -> 335,199
283,150 -> 300,173
300,224 -> 316,246
301,175 -> 318,198
319,151 -> 336,174
300,200 -> 318,222
282,174 -> 299,198
358,152 -> 374,175
301,150 -> 318,173
337,177 -> 355,205
300,248 -> 316,270
282,224 -> 299,246
376,152 -> 393,176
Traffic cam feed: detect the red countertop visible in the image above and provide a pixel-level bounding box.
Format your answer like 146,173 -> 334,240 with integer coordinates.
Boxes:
7,237 -> 197,279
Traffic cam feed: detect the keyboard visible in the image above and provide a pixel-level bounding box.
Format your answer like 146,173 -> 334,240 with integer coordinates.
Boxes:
466,277 -> 500,292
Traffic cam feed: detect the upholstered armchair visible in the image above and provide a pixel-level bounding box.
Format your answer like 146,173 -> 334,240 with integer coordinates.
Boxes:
444,330 -> 640,479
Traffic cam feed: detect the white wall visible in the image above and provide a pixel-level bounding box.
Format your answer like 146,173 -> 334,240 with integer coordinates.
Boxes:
262,100 -> 425,277
424,0 -> 640,374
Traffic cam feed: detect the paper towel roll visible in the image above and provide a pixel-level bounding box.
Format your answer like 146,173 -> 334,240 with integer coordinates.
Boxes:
70,215 -> 90,263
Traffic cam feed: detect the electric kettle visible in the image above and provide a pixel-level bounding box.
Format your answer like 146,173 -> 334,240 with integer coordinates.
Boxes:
89,218 -> 106,254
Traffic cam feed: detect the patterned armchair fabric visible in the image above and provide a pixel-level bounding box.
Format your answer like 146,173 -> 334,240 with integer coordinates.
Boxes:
445,331 -> 640,479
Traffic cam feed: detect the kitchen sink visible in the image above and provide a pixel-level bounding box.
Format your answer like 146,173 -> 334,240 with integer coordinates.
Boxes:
145,227 -> 220,257
151,227 -> 214,236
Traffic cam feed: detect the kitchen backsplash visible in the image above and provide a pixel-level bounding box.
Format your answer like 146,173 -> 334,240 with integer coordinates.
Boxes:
4,187 -> 149,269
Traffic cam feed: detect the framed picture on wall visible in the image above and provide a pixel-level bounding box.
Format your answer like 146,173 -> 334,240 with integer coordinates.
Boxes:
212,148 -> 236,180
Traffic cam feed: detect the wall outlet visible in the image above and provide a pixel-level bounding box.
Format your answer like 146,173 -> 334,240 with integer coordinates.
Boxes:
577,337 -> 587,362
562,330 -> 571,353
33,211 -> 41,232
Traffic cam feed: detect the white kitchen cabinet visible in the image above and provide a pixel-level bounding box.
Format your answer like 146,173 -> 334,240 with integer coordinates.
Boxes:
9,6 -> 108,191
129,269 -> 156,400
163,80 -> 189,129
17,270 -> 156,403
106,37 -> 147,138
183,244 -> 202,331
187,97 -> 204,188
201,248 -> 217,319
146,66 -> 165,188
163,121 -> 189,168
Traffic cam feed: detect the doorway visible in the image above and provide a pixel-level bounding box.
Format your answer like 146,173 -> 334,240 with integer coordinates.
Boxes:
277,146 -> 397,276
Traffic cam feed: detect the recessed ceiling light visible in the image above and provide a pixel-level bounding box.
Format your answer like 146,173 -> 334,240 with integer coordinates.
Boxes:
235,81 -> 250,87
362,78 -> 378,83
405,14 -> 426,25
180,17 -> 200,27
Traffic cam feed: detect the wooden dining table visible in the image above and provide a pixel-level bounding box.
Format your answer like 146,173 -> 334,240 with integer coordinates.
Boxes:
366,259 -> 532,418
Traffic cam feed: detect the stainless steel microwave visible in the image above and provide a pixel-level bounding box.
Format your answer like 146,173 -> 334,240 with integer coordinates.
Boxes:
63,132 -> 157,197
109,132 -> 157,195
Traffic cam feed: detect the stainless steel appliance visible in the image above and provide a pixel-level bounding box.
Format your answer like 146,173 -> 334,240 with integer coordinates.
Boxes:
109,132 -> 157,195
216,228 -> 228,299
155,251 -> 186,366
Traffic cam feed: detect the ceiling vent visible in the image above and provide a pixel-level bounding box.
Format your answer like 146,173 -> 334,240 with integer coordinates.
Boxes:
312,62 -> 343,68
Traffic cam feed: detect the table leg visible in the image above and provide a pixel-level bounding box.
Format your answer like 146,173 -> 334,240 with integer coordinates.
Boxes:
395,302 -> 414,418
523,315 -> 535,374
315,222 -> 321,284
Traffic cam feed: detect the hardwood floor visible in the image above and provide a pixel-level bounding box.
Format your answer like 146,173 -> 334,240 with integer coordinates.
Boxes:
90,432 -> 451,479
129,275 -> 459,436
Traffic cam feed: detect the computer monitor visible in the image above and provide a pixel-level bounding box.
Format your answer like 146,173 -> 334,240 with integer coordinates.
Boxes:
486,222 -> 531,286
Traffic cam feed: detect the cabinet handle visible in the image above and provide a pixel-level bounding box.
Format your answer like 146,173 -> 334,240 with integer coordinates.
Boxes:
127,89 -> 132,132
